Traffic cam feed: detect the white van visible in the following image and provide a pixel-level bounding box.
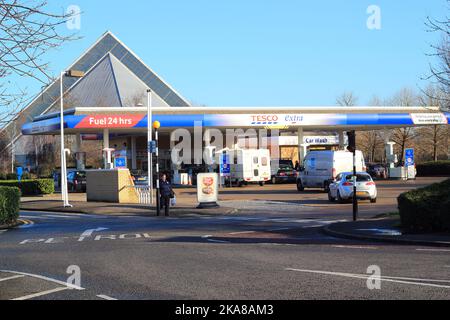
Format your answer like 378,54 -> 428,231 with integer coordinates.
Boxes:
220,149 -> 271,187
297,150 -> 366,192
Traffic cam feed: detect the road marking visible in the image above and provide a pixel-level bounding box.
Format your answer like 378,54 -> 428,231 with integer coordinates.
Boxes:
267,228 -> 292,232
416,249 -> 450,253
0,275 -> 25,282
43,215 -> 79,219
0,270 -> 85,290
332,245 -> 379,250
201,235 -> 230,243
20,216 -> 54,220
285,268 -> 450,289
12,287 -> 69,300
79,227 -> 109,241
97,294 -> 118,300
229,231 -> 256,235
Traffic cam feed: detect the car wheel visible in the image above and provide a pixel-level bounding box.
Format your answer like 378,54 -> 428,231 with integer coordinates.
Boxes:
259,181 -> 265,186
337,191 -> 345,204
297,180 -> 304,192
370,198 -> 377,203
324,181 -> 330,193
328,191 -> 335,202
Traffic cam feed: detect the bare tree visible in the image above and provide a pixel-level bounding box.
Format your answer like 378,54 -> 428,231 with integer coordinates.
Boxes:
0,1 -> 78,123
357,96 -> 384,162
424,1 -> 450,109
417,85 -> 449,161
389,88 -> 419,164
336,91 -> 358,106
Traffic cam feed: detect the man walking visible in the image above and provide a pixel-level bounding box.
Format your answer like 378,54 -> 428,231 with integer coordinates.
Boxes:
159,174 -> 173,217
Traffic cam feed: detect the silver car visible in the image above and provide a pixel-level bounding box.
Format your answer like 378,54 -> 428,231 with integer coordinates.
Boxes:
328,172 -> 377,203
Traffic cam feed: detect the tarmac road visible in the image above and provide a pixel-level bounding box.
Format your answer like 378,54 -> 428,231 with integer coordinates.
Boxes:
1,177 -> 450,300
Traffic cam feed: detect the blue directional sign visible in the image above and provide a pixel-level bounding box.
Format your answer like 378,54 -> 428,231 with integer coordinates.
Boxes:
16,167 -> 23,181
115,157 -> 127,168
405,149 -> 415,167
148,141 -> 157,154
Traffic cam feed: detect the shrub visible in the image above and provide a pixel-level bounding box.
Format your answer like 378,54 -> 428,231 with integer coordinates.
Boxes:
398,179 -> 450,233
416,161 -> 450,177
0,187 -> 20,225
6,173 -> 18,180
0,172 -> 6,180
37,166 -> 54,179
0,179 -> 54,196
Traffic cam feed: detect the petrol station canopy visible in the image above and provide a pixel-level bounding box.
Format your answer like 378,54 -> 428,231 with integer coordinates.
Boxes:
22,106 -> 450,135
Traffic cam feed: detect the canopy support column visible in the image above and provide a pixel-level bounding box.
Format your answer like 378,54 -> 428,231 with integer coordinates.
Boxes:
131,136 -> 137,170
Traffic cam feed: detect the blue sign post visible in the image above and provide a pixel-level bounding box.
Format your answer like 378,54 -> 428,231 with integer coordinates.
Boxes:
16,167 -> 23,182
220,154 -> 231,177
405,149 -> 415,167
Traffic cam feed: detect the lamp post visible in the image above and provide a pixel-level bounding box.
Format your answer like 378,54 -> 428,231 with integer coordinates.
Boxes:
147,89 -> 154,205
347,130 -> 358,221
60,70 -> 84,208
153,121 -> 161,216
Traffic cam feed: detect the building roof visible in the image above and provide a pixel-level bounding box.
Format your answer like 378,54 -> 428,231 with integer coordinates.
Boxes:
1,31 -> 191,150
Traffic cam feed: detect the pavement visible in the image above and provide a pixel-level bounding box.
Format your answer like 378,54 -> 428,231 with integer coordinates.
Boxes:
2,177 -> 450,300
19,200 -> 237,217
324,218 -> 450,247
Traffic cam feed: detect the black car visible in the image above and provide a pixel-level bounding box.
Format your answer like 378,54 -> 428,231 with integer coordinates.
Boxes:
270,160 -> 298,184
67,171 -> 87,192
366,163 -> 387,180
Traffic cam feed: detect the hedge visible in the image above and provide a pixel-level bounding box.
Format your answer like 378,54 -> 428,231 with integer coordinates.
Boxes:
0,179 -> 54,196
416,161 -> 450,177
398,179 -> 450,233
0,187 -> 20,225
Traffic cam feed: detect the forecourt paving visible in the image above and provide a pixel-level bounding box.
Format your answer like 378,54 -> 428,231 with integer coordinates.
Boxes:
1,177 -> 450,300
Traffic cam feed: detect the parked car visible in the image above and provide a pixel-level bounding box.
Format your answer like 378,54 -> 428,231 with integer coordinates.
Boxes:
297,150 -> 366,192
67,171 -> 87,192
367,163 -> 387,179
270,159 -> 297,184
328,172 -> 377,203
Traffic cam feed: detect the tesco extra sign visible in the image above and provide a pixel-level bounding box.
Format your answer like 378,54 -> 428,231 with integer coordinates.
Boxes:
251,115 -> 279,122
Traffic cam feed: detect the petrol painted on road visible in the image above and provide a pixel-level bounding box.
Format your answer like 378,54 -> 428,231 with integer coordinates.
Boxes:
19,233 -> 152,245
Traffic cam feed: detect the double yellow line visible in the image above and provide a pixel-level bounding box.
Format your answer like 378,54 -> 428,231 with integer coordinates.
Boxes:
18,219 -> 34,226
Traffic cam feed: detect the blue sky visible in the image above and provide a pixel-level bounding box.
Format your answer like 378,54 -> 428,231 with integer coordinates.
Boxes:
32,1 -> 447,106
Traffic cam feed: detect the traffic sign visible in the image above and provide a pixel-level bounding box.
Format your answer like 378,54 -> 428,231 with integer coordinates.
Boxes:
220,154 -> 231,177
405,149 -> 415,167
148,141 -> 156,154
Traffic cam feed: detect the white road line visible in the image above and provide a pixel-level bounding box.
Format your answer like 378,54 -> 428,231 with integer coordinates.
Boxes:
0,275 -> 25,282
201,235 -> 230,243
286,268 -> 450,289
332,245 -> 379,250
20,216 -> 54,220
12,287 -> 69,300
229,231 -> 256,235
267,228 -> 292,232
207,239 -> 230,243
43,215 -> 79,219
416,249 -> 450,253
97,294 -> 118,300
0,270 -> 85,290
80,227 -> 109,237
